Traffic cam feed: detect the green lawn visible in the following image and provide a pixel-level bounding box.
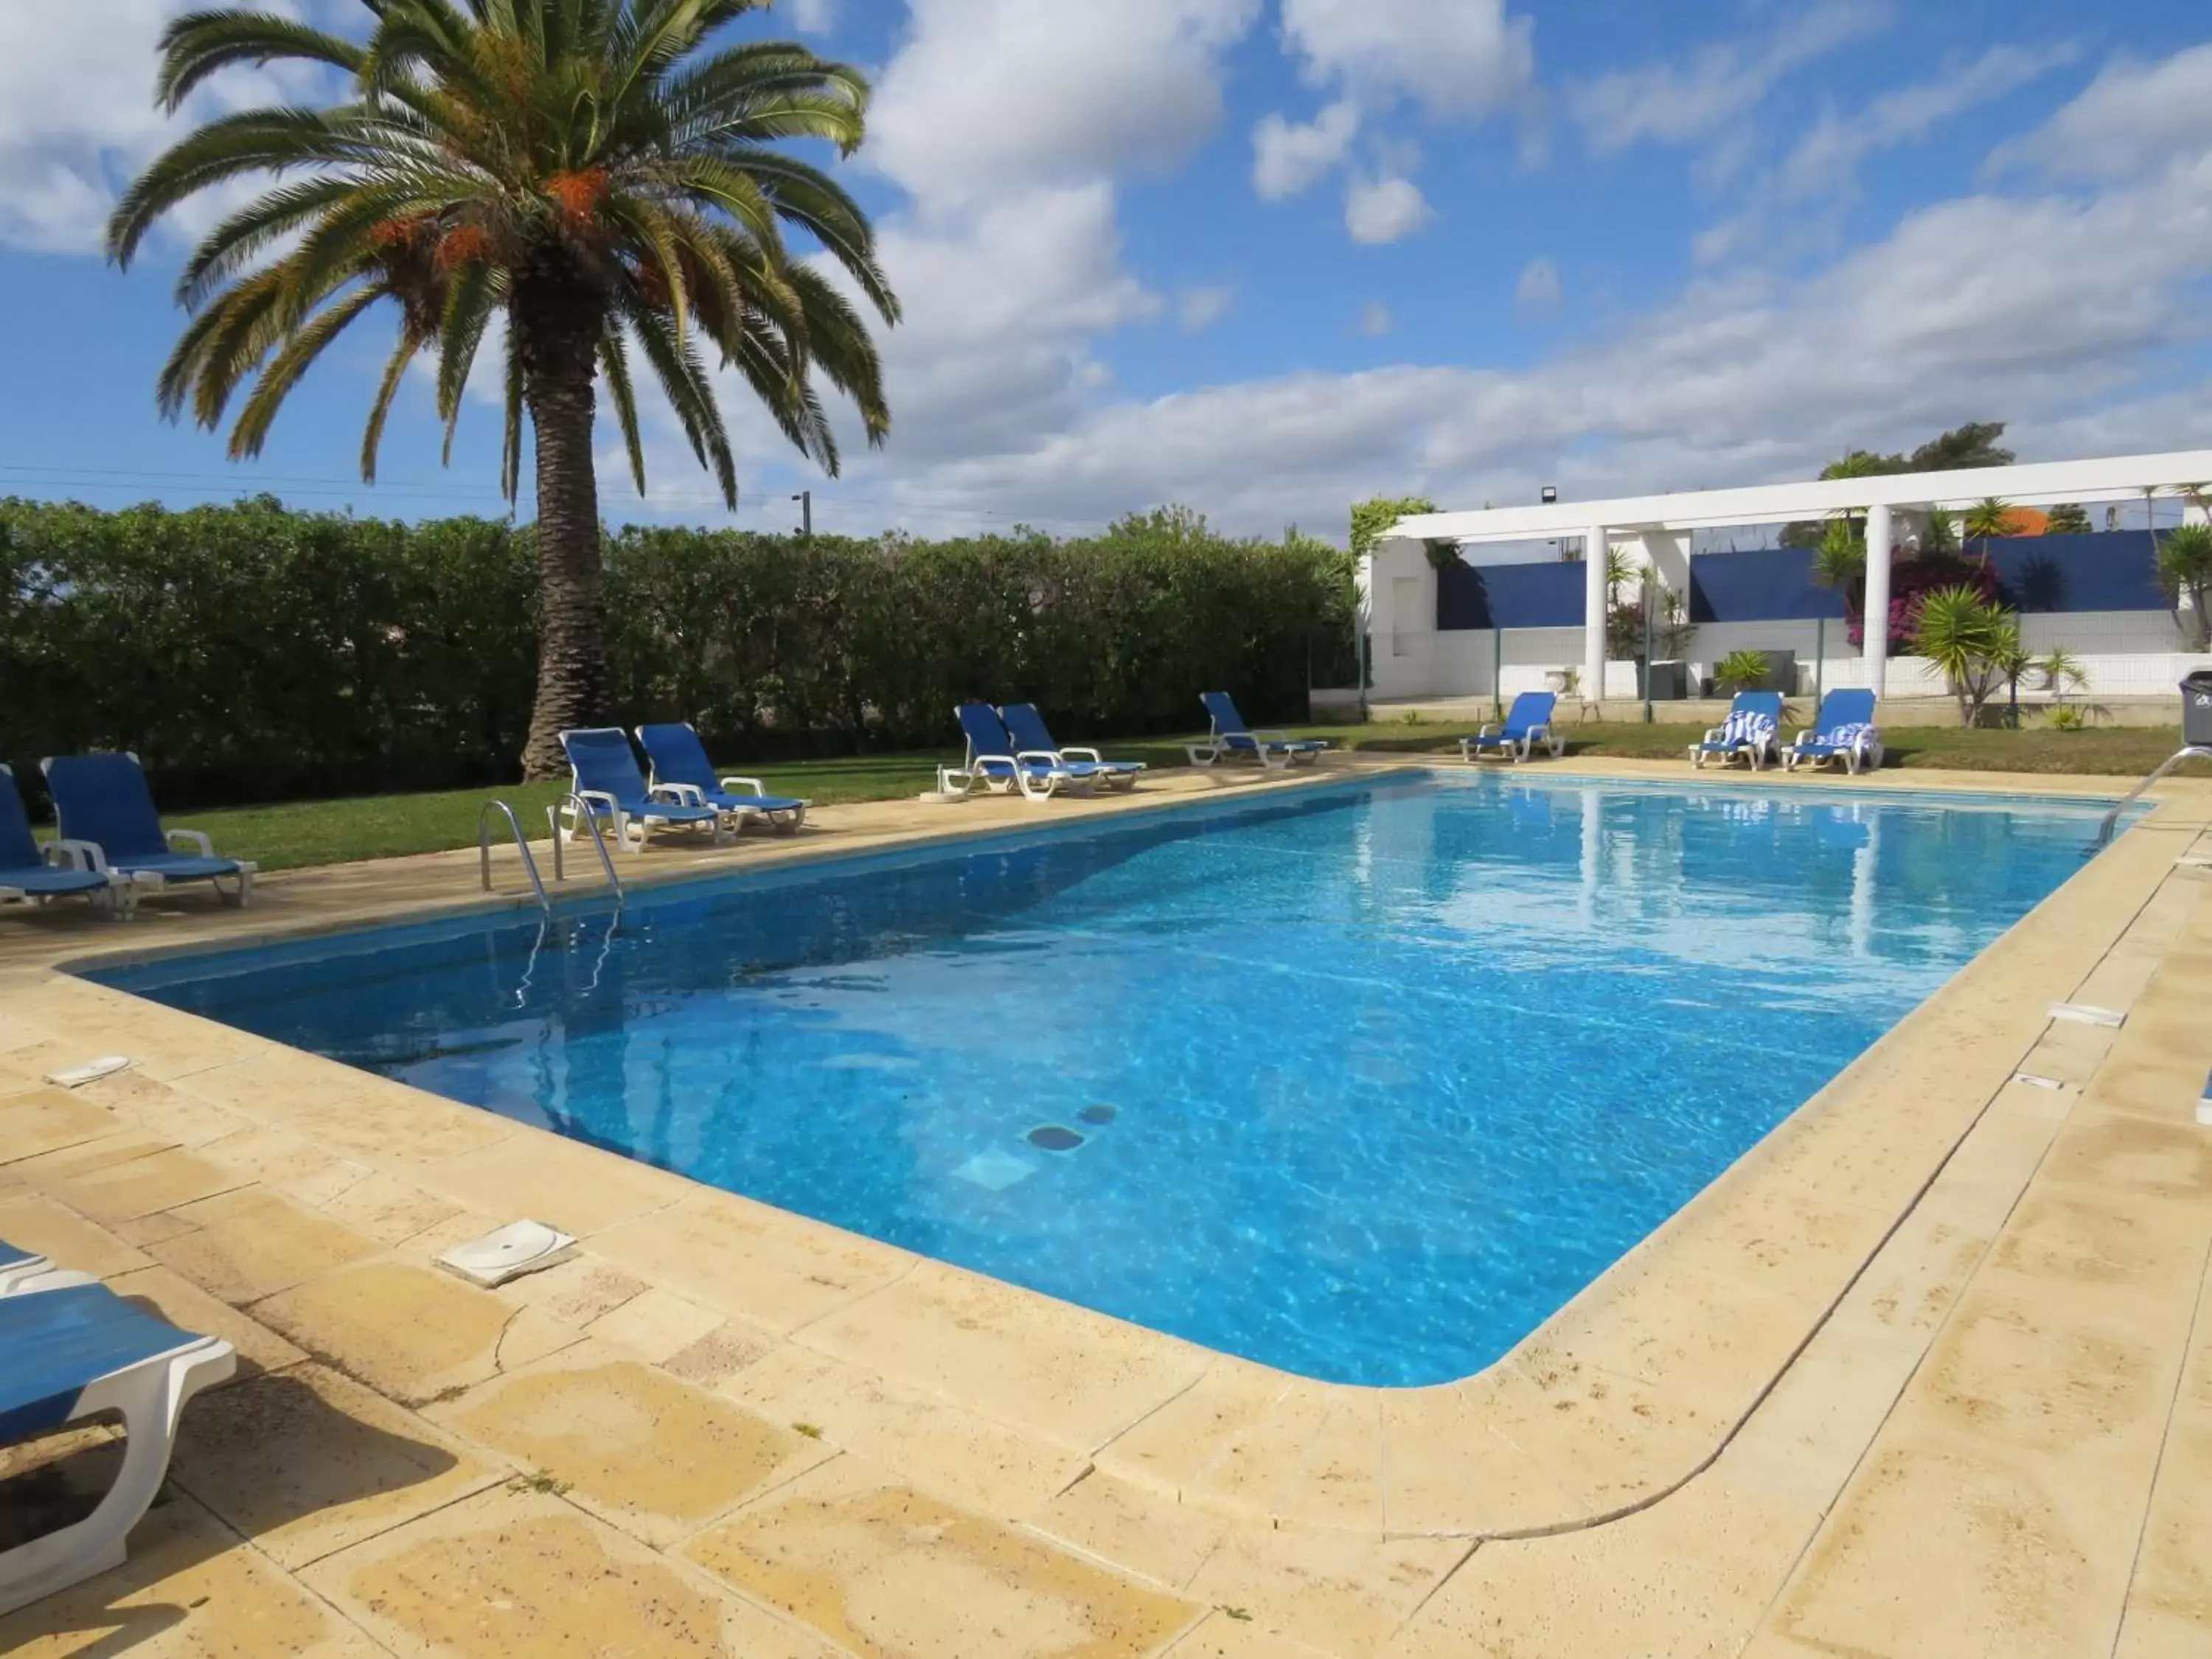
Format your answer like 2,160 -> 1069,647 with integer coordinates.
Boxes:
171,722 -> 2205,874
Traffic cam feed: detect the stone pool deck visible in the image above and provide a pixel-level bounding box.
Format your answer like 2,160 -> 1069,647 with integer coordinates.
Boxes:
1,757 -> 2208,1658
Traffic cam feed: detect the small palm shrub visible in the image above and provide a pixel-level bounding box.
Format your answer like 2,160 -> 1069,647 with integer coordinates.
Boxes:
2037,648 -> 2088,694
1714,649 -> 1772,694
2155,524 -> 2212,650
1913,586 -> 2023,727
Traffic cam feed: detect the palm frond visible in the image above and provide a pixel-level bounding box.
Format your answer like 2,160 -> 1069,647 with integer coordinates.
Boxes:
154,10 -> 368,112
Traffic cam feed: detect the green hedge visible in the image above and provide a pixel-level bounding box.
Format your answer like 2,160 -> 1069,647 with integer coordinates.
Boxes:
1,498 -> 1353,808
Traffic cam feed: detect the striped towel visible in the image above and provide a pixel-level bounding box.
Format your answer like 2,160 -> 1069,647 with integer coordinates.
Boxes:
1722,711 -> 1777,748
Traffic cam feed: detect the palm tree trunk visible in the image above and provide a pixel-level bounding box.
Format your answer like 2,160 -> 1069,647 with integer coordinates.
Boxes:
515,267 -> 609,781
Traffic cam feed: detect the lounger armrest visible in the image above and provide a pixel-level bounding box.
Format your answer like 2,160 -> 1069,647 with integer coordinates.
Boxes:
46,838 -> 105,873
719,775 -> 769,798
1251,728 -> 1295,745
167,829 -> 215,857
653,783 -> 706,807
572,789 -> 619,817
1061,746 -> 1103,763
1700,726 -> 1727,744
1016,749 -> 1064,768
1792,727 -> 1814,745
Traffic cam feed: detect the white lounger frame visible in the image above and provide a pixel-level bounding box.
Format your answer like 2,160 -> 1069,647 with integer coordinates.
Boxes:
1690,728 -> 1780,771
652,777 -> 810,835
560,789 -> 728,855
1184,728 -> 1323,771
0,1255 -> 97,1295
0,1326 -> 235,1615
1782,729 -> 1885,775
1458,723 -> 1565,764
1049,746 -> 1141,792
939,748 -> 1091,802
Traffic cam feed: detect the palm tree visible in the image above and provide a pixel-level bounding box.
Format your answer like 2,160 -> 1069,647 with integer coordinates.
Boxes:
107,1 -> 897,778
1961,497 -> 2014,560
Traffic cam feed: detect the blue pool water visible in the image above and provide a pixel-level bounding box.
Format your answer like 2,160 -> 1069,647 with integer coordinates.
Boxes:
96,774 -> 2115,1385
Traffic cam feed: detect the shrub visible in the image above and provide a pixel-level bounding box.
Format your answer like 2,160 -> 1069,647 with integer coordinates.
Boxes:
1714,649 -> 1772,694
2154,524 -> 2212,650
0,498 -> 1349,807
1913,586 -> 2023,728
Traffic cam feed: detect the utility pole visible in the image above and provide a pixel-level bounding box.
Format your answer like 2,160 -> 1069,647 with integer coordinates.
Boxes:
793,490 -> 812,538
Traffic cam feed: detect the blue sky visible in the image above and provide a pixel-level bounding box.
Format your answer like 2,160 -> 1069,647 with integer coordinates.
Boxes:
2,0 -> 2211,540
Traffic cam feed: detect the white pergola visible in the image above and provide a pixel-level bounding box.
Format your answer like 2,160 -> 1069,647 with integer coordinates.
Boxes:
1382,450 -> 2212,702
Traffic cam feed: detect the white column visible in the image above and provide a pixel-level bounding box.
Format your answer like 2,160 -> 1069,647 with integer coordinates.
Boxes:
1862,503 -> 1893,695
1583,524 -> 1609,704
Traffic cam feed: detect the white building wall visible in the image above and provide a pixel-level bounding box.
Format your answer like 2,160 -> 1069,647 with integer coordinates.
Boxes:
1371,612 -> 2210,703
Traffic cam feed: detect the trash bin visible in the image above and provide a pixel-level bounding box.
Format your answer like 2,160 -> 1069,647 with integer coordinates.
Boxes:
2186,671 -> 2212,747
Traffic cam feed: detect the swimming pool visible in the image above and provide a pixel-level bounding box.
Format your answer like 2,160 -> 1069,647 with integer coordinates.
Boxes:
96,773 -> 2115,1385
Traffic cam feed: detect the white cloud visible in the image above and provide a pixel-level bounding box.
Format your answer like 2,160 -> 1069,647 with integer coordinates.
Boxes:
1251,1 -> 1533,224
1988,41 -> 2212,182
866,0 -> 1260,209
1277,0 -> 1534,120
1358,302 -> 1392,336
1177,284 -> 1234,330
0,0 -> 330,254
1251,100 -> 1358,200
1515,257 -> 1562,313
1780,42 -> 2077,199
1345,174 -> 1429,243
785,0 -> 837,32
1571,0 -> 1890,157
760,41 -> 2212,542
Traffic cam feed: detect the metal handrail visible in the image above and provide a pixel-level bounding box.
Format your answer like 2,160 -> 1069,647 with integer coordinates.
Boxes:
548,793 -> 625,904
2090,745 -> 2212,852
479,799 -> 552,914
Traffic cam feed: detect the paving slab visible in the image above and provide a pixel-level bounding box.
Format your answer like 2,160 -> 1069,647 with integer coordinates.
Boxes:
147,1186 -> 382,1303
254,1257 -> 581,1405
304,1483 -> 846,1658
171,1362 -> 507,1568
433,1347 -> 831,1546
686,1455 -> 1201,1659
0,1490 -> 387,1657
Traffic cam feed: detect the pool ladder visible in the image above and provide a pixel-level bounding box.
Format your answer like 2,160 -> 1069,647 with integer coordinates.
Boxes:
2089,745 -> 2212,852
477,795 -> 624,916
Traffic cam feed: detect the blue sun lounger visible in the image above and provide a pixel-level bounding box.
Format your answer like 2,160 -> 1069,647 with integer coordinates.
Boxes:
0,1282 -> 234,1614
1459,692 -> 1564,763
41,754 -> 254,906
1000,703 -> 1145,792
1784,689 -> 1885,775
0,765 -> 136,919
1186,692 -> 1328,771
1691,692 -> 1784,771
558,727 -> 727,854
946,703 -> 1092,801
635,723 -> 809,834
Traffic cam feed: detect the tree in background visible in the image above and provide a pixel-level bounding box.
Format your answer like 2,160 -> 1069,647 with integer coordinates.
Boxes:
2042,503 -> 2093,535
1819,422 -> 2017,480
1812,516 -> 1865,590
108,0 -> 899,779
1782,422 -> 2016,546
1350,498 -> 1438,559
